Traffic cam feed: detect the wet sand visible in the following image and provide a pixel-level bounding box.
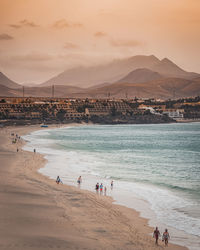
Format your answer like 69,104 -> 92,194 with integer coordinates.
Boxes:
0,125 -> 188,250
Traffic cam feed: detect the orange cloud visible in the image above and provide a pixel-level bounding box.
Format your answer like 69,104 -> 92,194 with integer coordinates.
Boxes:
9,24 -> 21,29
94,31 -> 107,38
64,42 -> 79,49
20,19 -> 39,27
0,33 -> 14,40
52,19 -> 83,29
110,39 -> 142,47
9,19 -> 39,29
52,19 -> 69,29
12,52 -> 53,62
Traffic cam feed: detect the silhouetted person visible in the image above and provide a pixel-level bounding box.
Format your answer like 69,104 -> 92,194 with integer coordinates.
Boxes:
162,229 -> 170,246
153,227 -> 160,245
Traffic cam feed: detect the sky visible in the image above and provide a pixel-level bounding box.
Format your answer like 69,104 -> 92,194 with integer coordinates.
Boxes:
0,0 -> 200,84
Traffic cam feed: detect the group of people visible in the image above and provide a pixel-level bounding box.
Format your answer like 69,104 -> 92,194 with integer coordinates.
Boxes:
77,176 -> 113,196
95,180 -> 114,195
153,227 -> 170,246
95,183 -> 107,195
55,176 -> 171,246
11,132 -> 20,145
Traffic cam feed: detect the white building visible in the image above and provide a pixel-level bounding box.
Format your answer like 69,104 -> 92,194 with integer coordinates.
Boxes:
163,109 -> 184,119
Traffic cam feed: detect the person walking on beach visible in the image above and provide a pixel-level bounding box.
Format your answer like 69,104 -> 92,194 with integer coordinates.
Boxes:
100,183 -> 103,194
153,227 -> 160,245
111,180 -> 113,189
34,148 -> 36,153
162,229 -> 170,246
95,183 -> 99,193
77,176 -> 82,185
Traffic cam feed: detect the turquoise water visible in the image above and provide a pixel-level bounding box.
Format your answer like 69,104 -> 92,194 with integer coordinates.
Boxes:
23,123 -> 200,249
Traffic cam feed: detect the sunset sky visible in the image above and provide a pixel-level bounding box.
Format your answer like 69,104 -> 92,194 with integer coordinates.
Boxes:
0,0 -> 200,84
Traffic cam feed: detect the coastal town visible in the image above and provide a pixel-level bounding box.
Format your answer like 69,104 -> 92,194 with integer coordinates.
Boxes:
0,96 -> 200,126
1,0 -> 200,249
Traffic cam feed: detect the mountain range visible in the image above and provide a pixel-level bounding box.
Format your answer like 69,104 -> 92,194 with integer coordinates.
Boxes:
39,55 -> 199,88
0,55 -> 200,99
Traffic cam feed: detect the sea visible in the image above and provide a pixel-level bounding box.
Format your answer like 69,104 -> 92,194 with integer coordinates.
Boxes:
23,123 -> 200,250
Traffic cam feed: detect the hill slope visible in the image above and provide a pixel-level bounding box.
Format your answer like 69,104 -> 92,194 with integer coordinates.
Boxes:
117,68 -> 164,84
0,84 -> 16,97
0,72 -> 21,89
76,78 -> 200,99
0,85 -> 84,98
150,58 -> 199,79
1,78 -> 200,99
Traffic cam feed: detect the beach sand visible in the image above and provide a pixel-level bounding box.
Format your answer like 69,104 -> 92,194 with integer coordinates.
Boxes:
0,125 -> 188,250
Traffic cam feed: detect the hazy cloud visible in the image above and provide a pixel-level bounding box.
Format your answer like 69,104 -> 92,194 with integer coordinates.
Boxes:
53,19 -> 69,28
9,24 -> 21,29
20,19 -> 39,27
110,39 -> 142,47
64,42 -> 79,49
94,32 -> 107,38
12,52 -> 53,62
0,33 -> 14,40
98,9 -> 113,16
9,19 -> 39,29
52,19 -> 83,29
72,23 -> 83,28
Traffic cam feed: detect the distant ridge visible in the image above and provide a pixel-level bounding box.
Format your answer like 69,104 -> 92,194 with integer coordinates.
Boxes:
0,84 -> 84,98
1,77 -> 200,99
1,54 -> 200,99
40,55 -> 200,88
150,58 -> 199,79
82,77 -> 200,99
116,68 -> 164,84
0,72 -> 21,89
0,84 -> 16,97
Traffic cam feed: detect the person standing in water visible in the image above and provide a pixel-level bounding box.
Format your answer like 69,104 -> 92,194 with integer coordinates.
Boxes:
104,186 -> 107,196
100,183 -> 103,194
77,176 -> 82,185
153,227 -> 160,245
162,229 -> 170,246
95,183 -> 99,193
111,180 -> 113,189
56,176 -> 63,184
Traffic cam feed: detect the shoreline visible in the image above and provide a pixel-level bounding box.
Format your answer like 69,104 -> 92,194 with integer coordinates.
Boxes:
176,119 -> 200,123
1,117 -> 200,130
26,123 -> 200,250
0,124 -> 188,250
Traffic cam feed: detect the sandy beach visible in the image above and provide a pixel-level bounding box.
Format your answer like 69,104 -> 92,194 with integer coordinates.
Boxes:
0,125 -> 188,250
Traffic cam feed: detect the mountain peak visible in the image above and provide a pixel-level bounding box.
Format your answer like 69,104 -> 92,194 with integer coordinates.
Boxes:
161,57 -> 170,62
117,68 -> 163,84
161,58 -> 174,64
128,54 -> 159,62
